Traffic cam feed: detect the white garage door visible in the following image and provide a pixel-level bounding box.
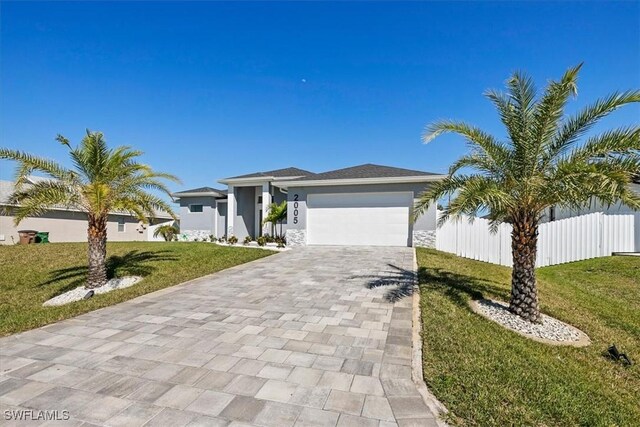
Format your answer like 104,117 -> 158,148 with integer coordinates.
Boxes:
307,192 -> 412,246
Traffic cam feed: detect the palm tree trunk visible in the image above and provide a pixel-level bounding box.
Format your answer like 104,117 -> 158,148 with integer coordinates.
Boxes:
86,214 -> 108,289
509,212 -> 541,323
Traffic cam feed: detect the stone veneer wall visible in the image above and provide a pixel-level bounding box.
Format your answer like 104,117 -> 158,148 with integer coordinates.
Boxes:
413,230 -> 436,248
179,230 -> 212,242
286,229 -> 306,247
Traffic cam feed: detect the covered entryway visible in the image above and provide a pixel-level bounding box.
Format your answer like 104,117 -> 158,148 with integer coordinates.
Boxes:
306,191 -> 412,246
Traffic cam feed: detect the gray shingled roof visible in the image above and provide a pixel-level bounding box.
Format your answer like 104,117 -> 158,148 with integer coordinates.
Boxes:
225,167 -> 314,180
293,164 -> 439,181
172,186 -> 227,196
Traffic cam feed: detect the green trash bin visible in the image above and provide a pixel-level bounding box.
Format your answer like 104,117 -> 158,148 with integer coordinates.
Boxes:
35,231 -> 50,243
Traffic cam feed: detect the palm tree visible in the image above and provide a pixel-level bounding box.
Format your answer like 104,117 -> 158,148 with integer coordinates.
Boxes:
0,130 -> 180,289
153,223 -> 179,241
415,64 -> 640,323
263,200 -> 287,238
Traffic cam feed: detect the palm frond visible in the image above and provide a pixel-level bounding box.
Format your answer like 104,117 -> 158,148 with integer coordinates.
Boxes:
542,156 -> 640,211
113,190 -> 177,222
545,90 -> 640,163
566,126 -> 640,162
0,149 -> 75,186
532,64 -> 582,162
484,89 -> 520,147
423,120 -> 511,168
448,152 -> 504,178
414,174 -> 511,225
8,180 -> 77,224
506,71 -> 543,178
444,175 -> 513,224
264,201 -> 287,225
153,224 -> 179,240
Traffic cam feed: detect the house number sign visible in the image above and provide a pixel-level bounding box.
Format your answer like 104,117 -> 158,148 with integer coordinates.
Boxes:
293,194 -> 299,224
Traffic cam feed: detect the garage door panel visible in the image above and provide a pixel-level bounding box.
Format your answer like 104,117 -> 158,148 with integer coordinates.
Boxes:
307,192 -> 411,246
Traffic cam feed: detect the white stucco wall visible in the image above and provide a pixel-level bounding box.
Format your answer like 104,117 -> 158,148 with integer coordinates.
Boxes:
178,196 -> 216,233
542,183 -> 640,222
0,210 -> 151,244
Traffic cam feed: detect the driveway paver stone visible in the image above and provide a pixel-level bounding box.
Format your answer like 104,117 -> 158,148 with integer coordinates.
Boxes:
0,246 -> 438,426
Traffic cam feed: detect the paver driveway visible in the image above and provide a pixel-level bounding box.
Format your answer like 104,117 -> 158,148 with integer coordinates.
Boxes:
0,246 -> 438,426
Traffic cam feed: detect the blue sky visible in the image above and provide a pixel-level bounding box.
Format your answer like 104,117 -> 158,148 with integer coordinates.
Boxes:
1,1 -> 639,193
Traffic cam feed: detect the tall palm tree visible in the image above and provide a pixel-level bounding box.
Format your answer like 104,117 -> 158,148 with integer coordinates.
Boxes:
263,200 -> 287,238
0,130 -> 180,288
415,64 -> 640,323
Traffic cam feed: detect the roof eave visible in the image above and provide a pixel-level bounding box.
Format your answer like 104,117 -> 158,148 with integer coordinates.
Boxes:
0,203 -> 176,220
218,175 -> 308,185
218,176 -> 273,185
172,191 -> 226,198
274,175 -> 447,189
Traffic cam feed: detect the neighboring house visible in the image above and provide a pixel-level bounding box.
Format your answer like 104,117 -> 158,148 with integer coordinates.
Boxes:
172,187 -> 228,241
542,179 -> 640,222
173,164 -> 445,247
0,178 -> 175,245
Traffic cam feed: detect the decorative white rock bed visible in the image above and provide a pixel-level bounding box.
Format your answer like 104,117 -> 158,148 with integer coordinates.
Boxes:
43,276 -> 142,307
214,242 -> 290,252
470,299 -> 590,346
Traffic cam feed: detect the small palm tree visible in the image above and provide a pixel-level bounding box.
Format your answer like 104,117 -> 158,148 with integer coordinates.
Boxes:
415,64 -> 639,323
0,130 -> 180,288
153,223 -> 179,241
263,200 -> 287,238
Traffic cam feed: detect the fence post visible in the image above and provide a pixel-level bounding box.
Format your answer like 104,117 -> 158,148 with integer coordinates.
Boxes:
598,212 -> 604,257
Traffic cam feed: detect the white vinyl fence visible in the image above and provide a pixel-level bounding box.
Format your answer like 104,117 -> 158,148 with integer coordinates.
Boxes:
435,212 -> 640,267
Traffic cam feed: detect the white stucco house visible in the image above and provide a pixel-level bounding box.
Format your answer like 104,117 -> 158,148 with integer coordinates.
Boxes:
541,177 -> 640,223
172,164 -> 445,247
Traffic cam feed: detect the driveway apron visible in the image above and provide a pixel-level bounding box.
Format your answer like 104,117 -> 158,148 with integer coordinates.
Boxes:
0,246 -> 438,426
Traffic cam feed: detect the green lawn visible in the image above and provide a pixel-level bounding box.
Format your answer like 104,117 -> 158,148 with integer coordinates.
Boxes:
0,242 -> 273,336
417,248 -> 640,427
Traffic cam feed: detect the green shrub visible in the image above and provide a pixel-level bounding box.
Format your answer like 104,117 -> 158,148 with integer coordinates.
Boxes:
256,236 -> 266,246
227,235 -> 238,245
243,236 -> 252,245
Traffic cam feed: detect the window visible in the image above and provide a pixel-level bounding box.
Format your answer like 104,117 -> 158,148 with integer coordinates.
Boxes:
189,204 -> 203,213
117,217 -> 125,232
549,206 -> 556,222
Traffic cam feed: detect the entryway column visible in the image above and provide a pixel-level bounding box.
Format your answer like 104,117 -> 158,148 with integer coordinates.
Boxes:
227,185 -> 235,237
262,183 -> 271,236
